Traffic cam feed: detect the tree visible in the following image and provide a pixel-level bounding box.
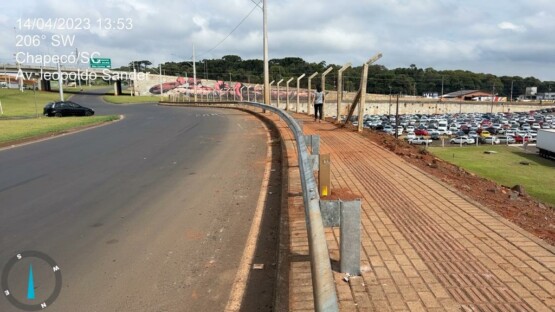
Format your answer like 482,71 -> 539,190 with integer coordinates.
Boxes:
150,57 -> 551,97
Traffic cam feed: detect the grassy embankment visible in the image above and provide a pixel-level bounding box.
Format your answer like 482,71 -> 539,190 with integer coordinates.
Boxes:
0,89 -> 119,145
429,145 -> 555,206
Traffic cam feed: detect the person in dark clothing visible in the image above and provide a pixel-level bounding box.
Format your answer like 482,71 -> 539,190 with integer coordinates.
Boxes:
314,85 -> 324,122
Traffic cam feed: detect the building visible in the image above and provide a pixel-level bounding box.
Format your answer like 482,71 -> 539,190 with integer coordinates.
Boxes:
517,87 -> 554,101
537,92 -> 555,100
440,90 -> 498,101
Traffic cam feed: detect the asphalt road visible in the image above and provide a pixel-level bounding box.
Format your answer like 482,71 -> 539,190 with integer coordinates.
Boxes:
0,92 -> 271,311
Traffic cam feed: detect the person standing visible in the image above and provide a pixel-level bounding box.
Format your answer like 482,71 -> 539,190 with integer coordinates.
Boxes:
314,85 -> 324,122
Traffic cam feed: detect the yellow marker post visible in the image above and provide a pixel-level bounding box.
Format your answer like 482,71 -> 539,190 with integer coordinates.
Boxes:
319,154 -> 331,197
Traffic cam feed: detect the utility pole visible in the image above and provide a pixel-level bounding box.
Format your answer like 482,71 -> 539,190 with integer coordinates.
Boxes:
491,83 -> 495,113
75,48 -> 82,90
262,0 -> 270,105
388,86 -> 392,116
57,62 -> 64,101
193,44 -> 197,102
441,76 -> 444,101
459,99 -> 462,114
159,64 -> 163,97
510,80 -> 514,104
395,93 -> 400,139
132,63 -> 136,96
17,62 -> 23,92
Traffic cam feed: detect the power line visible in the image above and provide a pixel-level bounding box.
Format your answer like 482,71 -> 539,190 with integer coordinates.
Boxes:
196,1 -> 261,59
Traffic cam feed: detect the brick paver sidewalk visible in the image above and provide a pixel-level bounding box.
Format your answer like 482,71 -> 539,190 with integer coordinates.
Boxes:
278,113 -> 554,312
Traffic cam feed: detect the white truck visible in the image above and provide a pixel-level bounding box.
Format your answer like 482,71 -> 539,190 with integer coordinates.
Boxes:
537,129 -> 555,159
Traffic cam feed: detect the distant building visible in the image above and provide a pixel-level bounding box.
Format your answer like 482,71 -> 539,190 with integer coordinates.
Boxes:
440,90 -> 500,101
517,87 -> 554,101
537,92 -> 555,100
422,92 -> 439,99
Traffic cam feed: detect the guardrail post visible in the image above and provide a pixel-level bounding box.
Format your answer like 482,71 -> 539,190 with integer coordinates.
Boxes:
320,199 -> 362,275
340,200 -> 361,275
304,135 -> 320,170
304,135 -> 320,155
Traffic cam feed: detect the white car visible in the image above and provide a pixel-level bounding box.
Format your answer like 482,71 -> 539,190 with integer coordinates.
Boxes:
450,136 -> 476,144
405,132 -> 416,140
481,136 -> 500,145
409,136 -> 433,145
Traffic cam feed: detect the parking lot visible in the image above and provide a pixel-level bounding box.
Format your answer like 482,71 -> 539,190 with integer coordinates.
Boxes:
346,106 -> 555,148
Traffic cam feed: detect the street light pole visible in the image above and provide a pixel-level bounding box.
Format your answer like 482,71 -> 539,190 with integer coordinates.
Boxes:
510,80 -> 514,104
57,61 -> 64,101
388,86 -> 392,116
491,83 -> 495,113
193,44 -> 197,102
159,64 -> 163,98
262,0 -> 270,105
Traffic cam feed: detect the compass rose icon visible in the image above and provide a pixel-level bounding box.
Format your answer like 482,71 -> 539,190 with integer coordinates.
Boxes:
2,251 -> 62,311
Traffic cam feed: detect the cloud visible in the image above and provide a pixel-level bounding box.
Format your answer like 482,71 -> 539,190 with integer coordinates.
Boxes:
0,0 -> 554,80
498,22 -> 526,32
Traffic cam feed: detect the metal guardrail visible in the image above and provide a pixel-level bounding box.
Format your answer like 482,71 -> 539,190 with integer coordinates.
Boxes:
245,101 -> 339,311
162,100 -> 339,311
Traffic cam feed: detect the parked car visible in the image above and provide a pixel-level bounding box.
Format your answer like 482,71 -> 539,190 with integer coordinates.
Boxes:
408,136 -> 433,145
382,125 -> 394,134
468,130 -> 479,139
481,136 -> 500,145
44,101 -> 95,117
450,136 -> 475,144
414,129 -> 429,136
405,132 -> 416,140
513,134 -> 530,143
497,135 -> 516,144
480,130 -> 492,138
430,131 -> 441,140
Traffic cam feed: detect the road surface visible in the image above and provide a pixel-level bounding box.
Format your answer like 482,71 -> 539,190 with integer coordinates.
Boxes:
0,92 -> 273,311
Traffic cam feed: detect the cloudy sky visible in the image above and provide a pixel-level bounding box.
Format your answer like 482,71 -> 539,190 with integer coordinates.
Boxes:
1,0 -> 554,80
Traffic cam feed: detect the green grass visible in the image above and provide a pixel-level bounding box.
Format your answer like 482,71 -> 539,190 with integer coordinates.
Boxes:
103,95 -> 163,104
0,89 -> 62,117
0,88 -> 120,145
429,145 -> 555,206
0,116 -> 119,144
